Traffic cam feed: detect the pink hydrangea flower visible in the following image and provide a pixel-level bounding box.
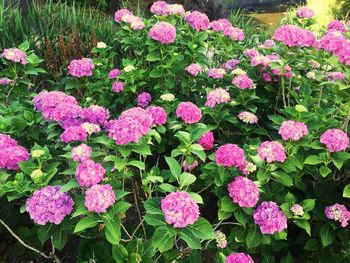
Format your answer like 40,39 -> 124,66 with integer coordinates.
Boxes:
223,26 -> 245,41
262,73 -> 272,82
205,88 -> 230,108
2,48 -> 27,64
226,252 -> 254,263
198,131 -> 214,150
325,203 -> 350,227
278,120 -> 308,141
81,122 -> 101,135
311,59 -> 320,68
210,19 -> 232,32
176,102 -> 202,124
224,59 -> 240,70
253,201 -> 287,234
137,92 -> 152,108
75,160 -> 105,187
85,184 -> 116,213
108,68 -> 121,79
327,72 -> 345,82
319,30 -> 350,65
82,105 -> 109,126
185,63 -> 203,76
0,78 -> 11,85
50,103 -> 83,122
228,176 -> 259,208
182,159 -> 199,172
129,16 -> 145,30
146,106 -> 167,126
259,39 -> 276,48
161,191 -> 200,228
71,144 -> 92,162
112,81 -> 124,93
185,11 -> 210,31
166,4 -> 185,15
327,20 -> 346,33
215,144 -> 246,168
232,74 -> 254,89
320,129 -> 349,152
114,9 -> 133,22
244,49 -> 260,58
238,161 -> 257,175
68,58 -> 94,77
272,25 -> 316,47
296,7 -> 314,19
0,133 -> 18,148
0,146 -> 29,170
149,22 -> 176,44
26,186 -> 74,225
207,68 -> 226,79
60,125 -> 88,143
290,204 -> 304,216
150,1 -> 168,15
258,141 -> 286,163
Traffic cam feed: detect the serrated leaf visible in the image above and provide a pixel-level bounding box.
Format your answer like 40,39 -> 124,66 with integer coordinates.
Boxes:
74,215 -> 101,233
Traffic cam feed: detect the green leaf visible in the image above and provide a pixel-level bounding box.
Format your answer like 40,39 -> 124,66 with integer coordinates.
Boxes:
74,215 -> 101,233
188,192 -> 203,204
146,52 -> 161,62
144,213 -> 166,227
186,218 -> 215,240
179,172 -> 196,188
221,196 -> 236,213
301,199 -> 315,212
179,230 -> 201,249
113,201 -> 132,215
143,198 -> 163,215
112,244 -> 128,263
246,224 -> 261,248
19,40 -> 30,51
52,229 -> 67,250
103,216 -> 121,245
165,156 -> 181,179
131,144 -> 151,155
319,166 -> 332,177
304,155 -> 322,165
294,220 -> 311,236
153,226 -> 175,252
343,184 -> 350,198
37,225 -> 54,245
271,171 -> 293,187
320,224 -> 334,247
233,209 -> 248,226
128,160 -> 145,170
60,179 -> 79,192
158,183 -> 177,192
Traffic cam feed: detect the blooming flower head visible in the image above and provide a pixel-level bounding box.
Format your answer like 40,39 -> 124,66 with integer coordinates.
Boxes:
214,230 -> 227,249
215,144 -> 246,168
224,59 -> 240,70
0,78 -> 11,85
290,204 -> 304,216
327,72 -> 345,82
146,106 -> 167,126
114,9 -> 133,22
0,133 -> 18,148
253,201 -> 287,234
296,7 -> 314,19
185,11 -> 210,31
160,93 -> 175,102
26,186 -> 74,225
137,92 -> 152,108
198,131 -> 214,150
272,25 -> 316,47
129,16 -> 145,30
244,49 -> 260,59
258,141 -> 286,163
85,184 -> 116,213
112,81 -> 124,93
207,68 -> 226,79
238,161 -> 257,175
97,42 -> 107,49
327,20 -> 346,33
210,19 -> 232,32
223,26 -> 245,41
150,1 -> 168,15
68,58 -> 94,77
71,144 -> 92,162
325,203 -> 350,227
320,129 -> 349,152
262,73 -> 272,82
108,68 -> 121,79
278,120 -> 308,141
318,30 -> 350,65
75,160 -> 105,187
259,39 -> 276,49
2,48 -> 27,64
82,105 -> 109,125
149,22 -> 176,44
182,159 -> 199,172
228,176 -> 259,208
232,74 -> 254,89
161,191 -> 200,228
185,63 -> 203,77
124,65 -> 135,72
0,146 -> 29,170
60,125 -> 88,143
226,252 -> 254,263
82,122 -> 101,135
176,102 -> 202,124
167,4 -> 185,15
311,59 -> 320,68
205,88 -> 230,108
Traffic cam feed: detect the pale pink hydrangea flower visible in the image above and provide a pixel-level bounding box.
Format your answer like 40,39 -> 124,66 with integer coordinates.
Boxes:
176,102 -> 202,124
290,204 -> 304,216
75,160 -> 105,187
71,144 -> 92,162
129,16 -> 145,30
0,78 -> 11,85
232,74 -> 254,89
238,160 -> 257,175
108,68 -> 121,79
198,131 -> 214,150
60,125 -> 88,143
210,19 -> 232,32
250,55 -> 270,67
228,176 -> 259,208
205,88 -> 230,108
68,58 -> 95,77
320,129 -> 349,152
207,68 -> 226,79
81,122 -> 101,135
258,141 -> 286,163
310,59 -> 320,68
259,39 -> 276,49
2,48 -> 27,64
85,184 -> 116,213
325,203 -> 350,227
114,9 -> 133,22
223,26 -> 245,41
185,63 -> 202,76
150,1 -> 168,15
226,252 -> 254,263
272,25 -> 316,47
327,72 -> 345,82
161,191 -> 200,228
215,144 -> 246,168
296,7 -> 314,19
112,81 -> 124,93
167,4 -> 185,15
149,22 -> 176,44
278,120 -> 308,141
146,106 -> 167,126
185,11 -> 210,31
253,201 -> 287,234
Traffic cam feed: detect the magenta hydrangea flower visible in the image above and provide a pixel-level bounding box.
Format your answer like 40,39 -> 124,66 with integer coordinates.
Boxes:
146,106 -> 167,126
112,81 -> 124,93
114,9 -> 133,22
278,120 -> 308,141
224,59 -> 240,70
2,48 -> 27,64
207,68 -> 226,79
68,58 -> 94,77
226,252 -> 254,263
50,102 -> 83,123
185,63 -> 203,77
244,49 -> 260,58
205,88 -> 230,108
327,72 -> 345,82
149,22 -> 176,44
198,131 -> 214,150
0,146 -> 29,170
215,144 -> 246,168
210,19 -> 232,32
60,125 -> 88,143
253,201 -> 287,234
296,7 -> 314,19
71,144 -> 92,162
85,184 -> 116,213
272,25 -> 316,47
262,73 -> 273,82
176,102 -> 202,124
82,105 -> 109,126
327,20 -> 346,33
0,78 -> 11,85
318,30 -> 350,65
223,26 -> 245,41
0,133 -> 18,148
161,191 -> 200,228
185,11 -> 210,31
26,186 -> 74,225
137,92 -> 152,108
325,203 -> 350,228
320,129 -> 349,152
75,160 -> 105,187
228,176 -> 259,208
108,68 -> 121,79
258,141 -> 286,163
232,74 -> 254,89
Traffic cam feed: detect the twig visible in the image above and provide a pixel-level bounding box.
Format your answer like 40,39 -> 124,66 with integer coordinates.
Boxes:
132,180 -> 147,238
121,223 -> 132,239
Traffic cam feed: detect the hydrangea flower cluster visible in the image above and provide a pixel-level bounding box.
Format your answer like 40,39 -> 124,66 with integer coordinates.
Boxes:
71,144 -> 92,162
85,184 -> 116,213
121,14 -> 145,30
0,78 -> 11,85
75,160 -> 105,187
327,72 -> 345,82
182,159 -> 199,172
296,7 -> 314,19
227,176 -> 259,208
114,9 -> 133,22
259,39 -> 276,49
0,134 -> 29,170
258,141 -> 286,163
105,107 -> 153,145
290,204 -> 304,216
278,120 -> 308,141
223,26 -> 245,41
205,88 -> 231,108
146,106 -> 167,126
0,133 -> 18,148
325,203 -> 350,227
137,92 -> 152,108
108,68 -> 121,79
320,129 -> 349,152
185,11 -> 210,31
214,230 -> 227,249
210,19 -> 232,32
238,161 -> 257,175
224,59 -> 240,70
82,122 -> 101,135
232,74 -> 254,89
161,191 -> 200,228
150,1 -> 185,16
149,22 -> 176,44
215,144 -> 246,168
176,102 -> 202,124
238,111 -> 258,124
68,58 -> 95,77
272,25 -> 316,47
198,131 -> 214,150
319,30 -> 350,65
253,201 -> 288,234
1,48 -> 27,64
327,20 -> 346,33
26,186 -> 74,225
82,105 -> 110,126
207,68 -> 226,79
185,63 -> 203,76
60,126 -> 88,143
226,253 -> 254,263
112,81 -> 125,93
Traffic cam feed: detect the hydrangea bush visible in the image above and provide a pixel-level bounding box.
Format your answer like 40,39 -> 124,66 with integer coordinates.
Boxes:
0,3 -> 350,262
